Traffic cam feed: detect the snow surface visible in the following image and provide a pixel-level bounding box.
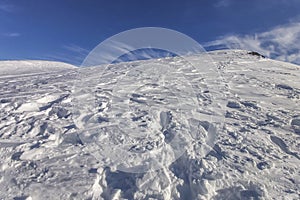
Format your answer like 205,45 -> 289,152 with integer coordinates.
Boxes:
0,50 -> 299,199
0,60 -> 75,77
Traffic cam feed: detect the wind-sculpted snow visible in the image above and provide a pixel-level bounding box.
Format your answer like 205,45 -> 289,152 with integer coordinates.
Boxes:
73,57 -> 226,173
0,50 -> 299,199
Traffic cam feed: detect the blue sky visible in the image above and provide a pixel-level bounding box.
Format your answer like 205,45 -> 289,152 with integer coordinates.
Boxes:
1,0 -> 300,65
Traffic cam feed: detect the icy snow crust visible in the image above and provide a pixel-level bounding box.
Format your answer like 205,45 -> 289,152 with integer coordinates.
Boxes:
0,50 -> 299,199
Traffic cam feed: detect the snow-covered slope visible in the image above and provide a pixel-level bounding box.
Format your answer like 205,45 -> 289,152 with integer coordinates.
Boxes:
0,50 -> 299,200
0,60 -> 76,76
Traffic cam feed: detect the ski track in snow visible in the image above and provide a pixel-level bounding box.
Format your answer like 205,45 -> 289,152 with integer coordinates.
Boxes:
0,51 -> 299,199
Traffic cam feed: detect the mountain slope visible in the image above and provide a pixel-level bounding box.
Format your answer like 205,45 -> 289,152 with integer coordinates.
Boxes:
0,50 -> 299,200
0,60 -> 76,76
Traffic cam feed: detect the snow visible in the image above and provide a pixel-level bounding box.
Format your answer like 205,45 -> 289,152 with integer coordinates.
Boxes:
0,60 -> 76,76
0,50 -> 299,199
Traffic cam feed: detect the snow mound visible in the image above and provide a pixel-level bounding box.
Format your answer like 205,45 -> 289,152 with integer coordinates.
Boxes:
0,60 -> 76,76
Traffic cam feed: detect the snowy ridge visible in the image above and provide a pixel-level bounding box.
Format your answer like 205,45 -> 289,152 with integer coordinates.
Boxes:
0,60 -> 76,76
0,50 -> 299,199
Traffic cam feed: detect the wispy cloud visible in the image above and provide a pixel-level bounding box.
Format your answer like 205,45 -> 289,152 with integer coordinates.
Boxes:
214,0 -> 232,8
62,44 -> 91,55
0,2 -> 15,13
78,40 -> 177,66
44,44 -> 91,66
2,32 -> 21,37
205,21 -> 300,65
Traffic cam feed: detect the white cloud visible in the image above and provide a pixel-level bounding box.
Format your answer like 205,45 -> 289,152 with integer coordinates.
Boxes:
62,44 -> 90,55
3,32 -> 21,37
205,22 -> 300,65
0,3 -> 14,13
44,44 -> 91,66
214,0 -> 232,8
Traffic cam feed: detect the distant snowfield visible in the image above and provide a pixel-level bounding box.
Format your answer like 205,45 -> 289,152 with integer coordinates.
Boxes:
0,50 -> 299,199
0,60 -> 76,77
